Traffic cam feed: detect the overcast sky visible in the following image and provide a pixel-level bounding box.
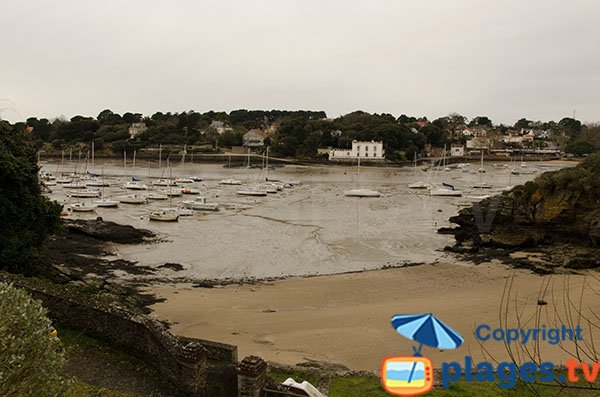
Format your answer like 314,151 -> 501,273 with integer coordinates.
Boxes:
1,0 -> 599,124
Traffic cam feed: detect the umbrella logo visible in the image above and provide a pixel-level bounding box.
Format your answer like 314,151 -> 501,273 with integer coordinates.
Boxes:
381,313 -> 464,396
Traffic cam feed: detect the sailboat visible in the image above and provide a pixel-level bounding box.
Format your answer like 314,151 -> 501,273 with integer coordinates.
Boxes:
70,202 -> 97,212
473,150 -> 493,189
430,147 -> 462,197
236,148 -> 269,196
344,156 -> 381,197
93,166 -> 119,207
149,160 -> 180,221
477,150 -> 486,173
408,153 -> 430,189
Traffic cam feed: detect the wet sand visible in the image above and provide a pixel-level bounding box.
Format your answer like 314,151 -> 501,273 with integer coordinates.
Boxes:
40,160 -> 569,280
149,261 -> 600,372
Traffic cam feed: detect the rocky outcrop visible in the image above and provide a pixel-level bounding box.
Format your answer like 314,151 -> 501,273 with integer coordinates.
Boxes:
63,218 -> 155,244
443,155 -> 600,273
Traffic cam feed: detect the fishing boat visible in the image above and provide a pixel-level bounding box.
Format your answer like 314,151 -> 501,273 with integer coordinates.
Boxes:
472,182 -> 493,189
182,197 -> 219,211
56,177 -> 72,184
70,202 -> 97,212
93,199 -> 119,208
220,179 -> 242,185
118,194 -> 147,204
148,210 -> 179,222
189,176 -> 203,182
68,189 -> 101,198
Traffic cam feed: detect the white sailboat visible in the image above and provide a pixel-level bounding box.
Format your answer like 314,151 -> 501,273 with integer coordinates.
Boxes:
118,194 -> 147,204
220,179 -> 242,185
70,202 -> 97,212
408,153 -> 430,189
343,156 -> 381,197
430,147 -> 462,197
68,189 -> 101,198
473,151 -> 493,189
149,161 -> 180,222
149,210 -> 179,222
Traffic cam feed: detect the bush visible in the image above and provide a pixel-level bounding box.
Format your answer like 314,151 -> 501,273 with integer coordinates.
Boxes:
0,282 -> 66,396
0,122 -> 62,275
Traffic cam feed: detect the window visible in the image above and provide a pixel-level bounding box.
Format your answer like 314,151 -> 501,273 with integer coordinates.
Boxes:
365,153 -> 369,157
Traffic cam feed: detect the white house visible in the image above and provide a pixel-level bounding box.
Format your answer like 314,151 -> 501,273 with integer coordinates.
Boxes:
128,123 -> 147,138
210,120 -> 233,135
329,140 -> 385,160
450,144 -> 465,157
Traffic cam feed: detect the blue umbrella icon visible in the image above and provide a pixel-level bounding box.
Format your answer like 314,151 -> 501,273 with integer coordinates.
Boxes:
391,313 -> 464,384
391,313 -> 463,356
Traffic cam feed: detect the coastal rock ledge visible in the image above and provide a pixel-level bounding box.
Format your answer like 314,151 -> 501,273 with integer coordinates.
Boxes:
442,155 -> 600,274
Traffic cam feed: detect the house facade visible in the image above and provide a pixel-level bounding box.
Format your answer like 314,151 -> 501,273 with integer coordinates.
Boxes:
329,140 -> 385,160
243,129 -> 267,147
128,122 -> 147,138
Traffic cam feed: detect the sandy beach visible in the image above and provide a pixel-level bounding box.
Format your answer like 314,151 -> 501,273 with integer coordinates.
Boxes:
149,260 -> 600,372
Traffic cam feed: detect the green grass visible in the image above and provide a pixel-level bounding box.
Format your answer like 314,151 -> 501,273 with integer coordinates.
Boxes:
327,376 -> 600,397
64,382 -> 136,397
268,366 -> 321,386
329,376 -> 389,397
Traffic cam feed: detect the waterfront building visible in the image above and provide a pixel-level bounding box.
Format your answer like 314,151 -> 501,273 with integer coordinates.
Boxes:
329,140 -> 385,160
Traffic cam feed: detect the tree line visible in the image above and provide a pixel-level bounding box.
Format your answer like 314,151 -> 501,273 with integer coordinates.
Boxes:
8,109 -> 598,160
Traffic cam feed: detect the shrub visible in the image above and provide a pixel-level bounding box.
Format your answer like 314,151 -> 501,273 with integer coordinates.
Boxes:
0,122 -> 62,275
0,282 -> 66,396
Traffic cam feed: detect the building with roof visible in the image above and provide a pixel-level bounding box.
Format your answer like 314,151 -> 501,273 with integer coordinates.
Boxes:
329,140 -> 385,161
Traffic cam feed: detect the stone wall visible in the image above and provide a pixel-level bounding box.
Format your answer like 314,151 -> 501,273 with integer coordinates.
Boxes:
1,275 -> 240,396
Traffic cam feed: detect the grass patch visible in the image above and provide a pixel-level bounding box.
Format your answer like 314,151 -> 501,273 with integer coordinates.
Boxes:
329,375 -> 388,397
327,375 -> 600,396
64,381 -> 137,397
268,366 -> 321,386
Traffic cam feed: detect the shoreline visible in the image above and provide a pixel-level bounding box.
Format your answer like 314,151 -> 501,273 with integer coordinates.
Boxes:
147,260 -> 600,372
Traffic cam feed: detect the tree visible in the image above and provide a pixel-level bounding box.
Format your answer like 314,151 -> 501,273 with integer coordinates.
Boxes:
514,118 -> 531,130
0,121 -> 62,275
446,113 -> 467,142
0,282 -> 66,395
559,117 -> 582,141
421,124 -> 446,147
469,116 -> 493,127
565,141 -> 596,156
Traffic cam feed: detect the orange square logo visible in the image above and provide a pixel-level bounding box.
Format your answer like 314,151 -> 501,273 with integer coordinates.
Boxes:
381,356 -> 434,396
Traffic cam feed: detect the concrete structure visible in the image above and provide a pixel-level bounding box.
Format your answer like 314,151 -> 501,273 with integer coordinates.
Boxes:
243,129 -> 267,147
329,140 -> 385,160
